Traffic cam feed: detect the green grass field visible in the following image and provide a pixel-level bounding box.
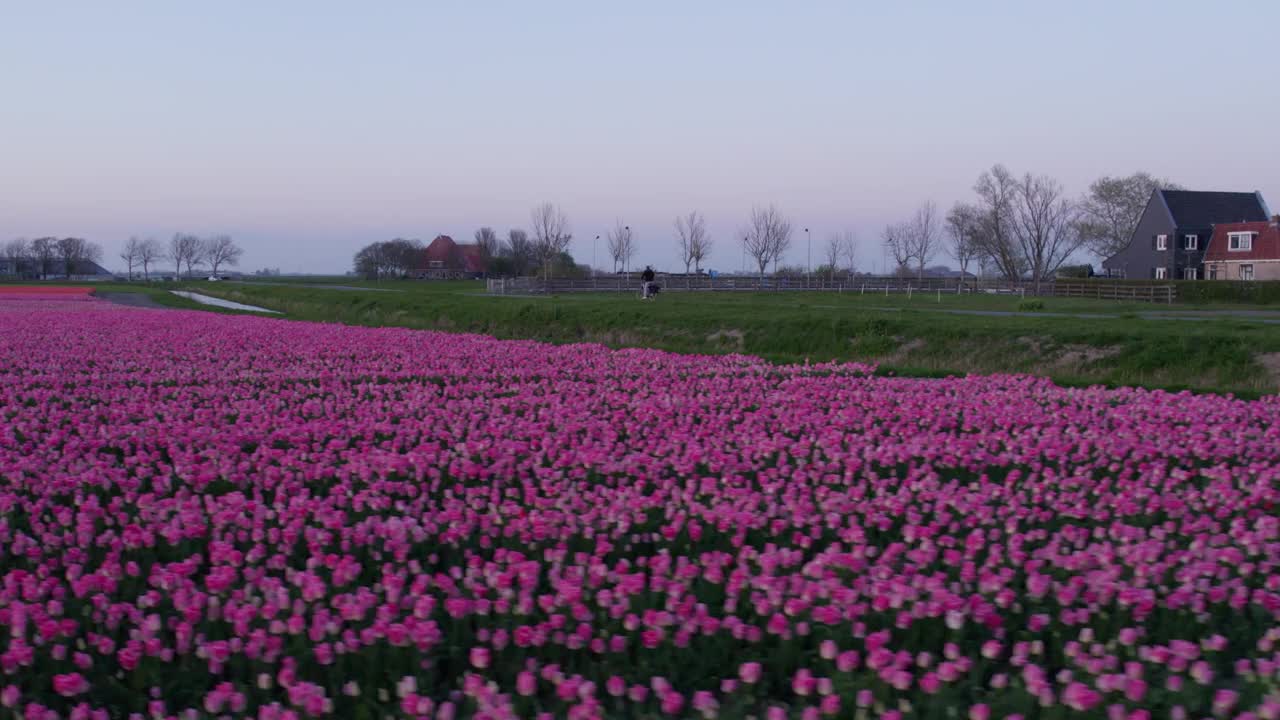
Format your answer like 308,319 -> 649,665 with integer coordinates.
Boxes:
65,278 -> 1278,397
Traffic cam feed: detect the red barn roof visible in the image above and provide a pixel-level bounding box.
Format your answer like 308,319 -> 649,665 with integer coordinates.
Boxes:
420,235 -> 488,273
423,235 -> 459,264
458,245 -> 486,273
1204,220 -> 1280,262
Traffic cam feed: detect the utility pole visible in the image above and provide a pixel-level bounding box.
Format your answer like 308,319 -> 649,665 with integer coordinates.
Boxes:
593,235 -> 599,278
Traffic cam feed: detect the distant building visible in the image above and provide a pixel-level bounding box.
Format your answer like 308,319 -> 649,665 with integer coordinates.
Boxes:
0,259 -> 113,280
1202,216 -> 1280,281
1103,189 -> 1270,280
411,235 -> 488,279
921,265 -> 977,279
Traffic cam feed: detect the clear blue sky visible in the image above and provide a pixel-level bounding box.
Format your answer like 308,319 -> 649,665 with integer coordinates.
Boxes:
3,1 -> 1277,274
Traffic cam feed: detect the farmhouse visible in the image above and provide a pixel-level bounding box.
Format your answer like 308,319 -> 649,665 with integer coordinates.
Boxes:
1202,216 -> 1280,281
1102,189 -> 1270,280
411,235 -> 488,279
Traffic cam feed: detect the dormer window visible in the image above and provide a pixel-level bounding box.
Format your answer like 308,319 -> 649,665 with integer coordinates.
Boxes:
1184,235 -> 1198,250
1228,232 -> 1254,251
1155,234 -> 1168,250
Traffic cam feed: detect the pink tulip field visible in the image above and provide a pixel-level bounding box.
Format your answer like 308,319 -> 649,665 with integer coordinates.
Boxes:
3,292 -> 1280,720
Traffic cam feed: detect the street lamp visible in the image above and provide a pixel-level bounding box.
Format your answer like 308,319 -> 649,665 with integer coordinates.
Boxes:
624,226 -> 630,275
593,235 -> 599,277
805,227 -> 811,288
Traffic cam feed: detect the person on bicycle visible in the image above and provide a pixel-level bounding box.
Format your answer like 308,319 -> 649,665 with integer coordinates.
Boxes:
641,266 -> 656,299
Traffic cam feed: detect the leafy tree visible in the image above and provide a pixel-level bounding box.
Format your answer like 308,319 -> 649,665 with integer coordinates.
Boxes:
1078,172 -> 1181,259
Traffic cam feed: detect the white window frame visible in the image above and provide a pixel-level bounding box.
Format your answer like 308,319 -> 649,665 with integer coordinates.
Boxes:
1155,267 -> 1167,280
1240,264 -> 1255,281
1183,267 -> 1197,280
1156,234 -> 1168,251
429,260 -> 444,268
1184,234 -> 1198,250
1208,265 -> 1219,280
1228,232 -> 1254,251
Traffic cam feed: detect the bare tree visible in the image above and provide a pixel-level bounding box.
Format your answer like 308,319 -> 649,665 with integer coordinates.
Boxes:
823,233 -> 841,280
620,226 -> 637,273
1078,172 -> 1182,259
530,203 -> 572,279
3,238 -> 31,277
946,203 -> 982,291
606,221 -> 631,273
906,200 -> 942,280
31,238 -> 58,279
838,231 -> 858,276
689,221 -> 711,274
675,211 -> 711,274
743,205 -> 792,276
120,237 -> 142,280
473,227 -> 500,259
504,229 -> 534,276
972,164 -> 1025,281
137,238 -> 162,280
168,233 -> 202,279
882,222 -> 913,276
202,235 -> 243,277
56,238 -> 102,278
1012,172 -> 1081,292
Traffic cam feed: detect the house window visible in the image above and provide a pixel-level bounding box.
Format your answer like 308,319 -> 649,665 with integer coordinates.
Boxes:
1183,267 -> 1197,280
1184,235 -> 1198,250
1107,268 -> 1125,279
1208,266 -> 1219,280
429,260 -> 444,268
1156,234 -> 1168,250
1228,232 -> 1254,251
1240,264 -> 1254,281
1155,267 -> 1167,279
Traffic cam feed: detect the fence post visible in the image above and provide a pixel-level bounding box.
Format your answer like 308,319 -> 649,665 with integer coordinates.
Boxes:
936,288 -> 941,303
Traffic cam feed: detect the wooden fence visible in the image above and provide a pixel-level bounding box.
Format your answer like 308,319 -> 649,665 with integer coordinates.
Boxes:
487,276 -> 1177,303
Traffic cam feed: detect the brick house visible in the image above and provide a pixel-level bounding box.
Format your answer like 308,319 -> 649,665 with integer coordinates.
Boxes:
1202,216 -> 1280,281
412,235 -> 488,279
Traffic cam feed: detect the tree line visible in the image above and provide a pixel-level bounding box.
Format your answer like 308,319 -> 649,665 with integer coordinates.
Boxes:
348,170 -> 1171,281
1,237 -> 104,279
884,168 -> 1177,290
2,233 -> 244,280
119,234 -> 244,280
354,203 -> 578,279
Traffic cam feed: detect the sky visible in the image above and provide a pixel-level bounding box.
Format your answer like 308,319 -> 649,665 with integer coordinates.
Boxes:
2,1 -> 1278,275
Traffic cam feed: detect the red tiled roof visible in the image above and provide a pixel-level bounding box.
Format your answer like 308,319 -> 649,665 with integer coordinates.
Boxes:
419,235 -> 488,273
458,245 -> 487,273
422,235 -> 458,264
1204,221 -> 1280,262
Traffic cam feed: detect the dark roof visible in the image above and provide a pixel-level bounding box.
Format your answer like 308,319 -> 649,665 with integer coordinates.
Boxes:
1160,190 -> 1268,227
1204,220 -> 1280,262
